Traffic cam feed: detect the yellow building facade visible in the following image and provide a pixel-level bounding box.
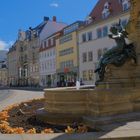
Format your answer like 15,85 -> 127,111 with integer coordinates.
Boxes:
56,21 -> 84,86
0,68 -> 7,86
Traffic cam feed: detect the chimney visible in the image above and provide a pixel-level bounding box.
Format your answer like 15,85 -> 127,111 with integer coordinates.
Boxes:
52,16 -> 57,22
44,16 -> 49,22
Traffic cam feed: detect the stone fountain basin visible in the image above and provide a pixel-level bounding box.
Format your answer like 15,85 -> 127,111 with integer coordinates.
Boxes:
40,87 -> 93,125
37,85 -> 140,127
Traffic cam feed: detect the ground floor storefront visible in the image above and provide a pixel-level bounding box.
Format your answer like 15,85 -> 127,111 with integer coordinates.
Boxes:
28,76 -> 39,87
57,67 -> 79,87
8,77 -> 18,86
40,74 -> 57,88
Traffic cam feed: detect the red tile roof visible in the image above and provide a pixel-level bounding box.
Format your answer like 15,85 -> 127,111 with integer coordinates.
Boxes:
89,0 -> 123,22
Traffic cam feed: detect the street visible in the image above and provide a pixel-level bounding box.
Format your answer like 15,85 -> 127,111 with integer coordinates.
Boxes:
0,89 -> 44,111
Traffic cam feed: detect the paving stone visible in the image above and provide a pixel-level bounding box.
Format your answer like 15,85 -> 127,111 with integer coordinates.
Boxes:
0,135 -> 22,140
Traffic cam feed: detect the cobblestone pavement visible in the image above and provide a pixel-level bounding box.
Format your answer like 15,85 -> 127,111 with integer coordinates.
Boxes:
0,90 -> 140,139
0,89 -> 43,111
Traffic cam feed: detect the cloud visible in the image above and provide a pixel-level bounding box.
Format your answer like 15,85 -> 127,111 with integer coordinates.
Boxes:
50,2 -> 59,8
0,40 -> 14,50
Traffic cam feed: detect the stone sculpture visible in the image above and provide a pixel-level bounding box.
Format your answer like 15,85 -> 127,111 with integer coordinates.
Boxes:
94,22 -> 136,83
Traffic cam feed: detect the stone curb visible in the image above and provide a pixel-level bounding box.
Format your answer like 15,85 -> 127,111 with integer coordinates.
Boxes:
0,130 -> 140,140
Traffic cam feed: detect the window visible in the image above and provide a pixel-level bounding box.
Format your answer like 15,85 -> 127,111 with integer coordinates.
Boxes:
40,43 -> 43,48
88,70 -> 93,80
59,48 -> 73,56
97,26 -> 108,38
82,33 -> 86,42
50,50 -> 52,57
69,60 -> 73,67
42,63 -> 44,71
48,39 -> 51,46
102,11 -> 110,19
87,32 -> 92,41
32,52 -> 35,60
30,66 -> 32,73
98,49 -> 102,60
97,28 -> 102,38
83,71 -> 87,81
59,34 -> 72,44
64,23 -> 79,35
50,60 -> 52,68
122,1 -> 130,11
83,53 -> 87,62
103,26 -> 108,37
88,51 -> 93,62
102,2 -> 111,19
51,38 -> 54,46
44,41 -> 46,48
45,62 -> 48,70
60,60 -> 73,69
53,37 -> 56,46
45,63 -> 47,70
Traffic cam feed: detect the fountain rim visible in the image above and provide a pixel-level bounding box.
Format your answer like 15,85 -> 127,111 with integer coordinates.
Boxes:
44,85 -> 95,91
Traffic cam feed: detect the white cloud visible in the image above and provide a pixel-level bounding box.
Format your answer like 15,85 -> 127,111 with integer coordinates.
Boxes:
0,40 -> 14,51
50,2 -> 59,8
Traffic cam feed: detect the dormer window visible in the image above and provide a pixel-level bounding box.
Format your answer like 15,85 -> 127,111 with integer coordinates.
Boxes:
102,11 -> 110,19
122,0 -> 130,11
102,2 -> 111,19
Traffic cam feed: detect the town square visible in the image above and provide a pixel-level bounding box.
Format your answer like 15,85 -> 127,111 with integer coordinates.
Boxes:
0,0 -> 140,139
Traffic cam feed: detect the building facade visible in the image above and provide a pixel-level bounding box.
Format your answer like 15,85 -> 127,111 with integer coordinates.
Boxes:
78,0 -> 130,85
0,68 -> 7,86
56,21 -> 84,87
7,42 -> 19,86
39,17 -> 67,87
0,50 -> 7,61
0,60 -> 8,86
39,32 -> 61,87
8,17 -> 48,86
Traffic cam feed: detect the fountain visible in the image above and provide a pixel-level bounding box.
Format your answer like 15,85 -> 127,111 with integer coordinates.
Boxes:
38,0 -> 140,129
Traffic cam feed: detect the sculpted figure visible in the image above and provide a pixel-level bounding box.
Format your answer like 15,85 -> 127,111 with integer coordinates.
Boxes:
95,23 -> 136,83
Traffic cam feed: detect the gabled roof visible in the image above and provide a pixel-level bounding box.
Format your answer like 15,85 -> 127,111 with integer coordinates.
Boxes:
89,0 -> 124,22
32,21 -> 47,34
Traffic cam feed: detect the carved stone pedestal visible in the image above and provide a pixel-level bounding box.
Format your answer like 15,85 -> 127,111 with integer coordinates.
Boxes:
83,59 -> 140,128
83,85 -> 140,128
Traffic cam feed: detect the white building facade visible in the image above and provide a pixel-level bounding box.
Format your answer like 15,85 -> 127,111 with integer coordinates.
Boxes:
78,0 -> 130,85
39,18 -> 66,87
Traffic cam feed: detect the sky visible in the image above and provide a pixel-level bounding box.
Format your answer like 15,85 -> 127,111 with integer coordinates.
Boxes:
0,0 -> 98,50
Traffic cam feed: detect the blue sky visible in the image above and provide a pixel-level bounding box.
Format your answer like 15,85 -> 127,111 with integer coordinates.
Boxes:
0,0 -> 98,50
